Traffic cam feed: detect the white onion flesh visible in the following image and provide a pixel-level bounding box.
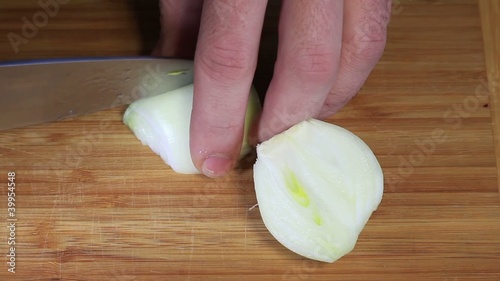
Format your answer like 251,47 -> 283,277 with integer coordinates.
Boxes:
253,119 -> 383,262
123,86 -> 383,263
123,84 -> 261,173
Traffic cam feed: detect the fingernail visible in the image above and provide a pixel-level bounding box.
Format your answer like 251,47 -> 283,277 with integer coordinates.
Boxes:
202,155 -> 232,178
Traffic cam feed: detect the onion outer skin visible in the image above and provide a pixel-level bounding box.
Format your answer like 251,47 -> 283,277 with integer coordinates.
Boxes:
253,119 -> 383,263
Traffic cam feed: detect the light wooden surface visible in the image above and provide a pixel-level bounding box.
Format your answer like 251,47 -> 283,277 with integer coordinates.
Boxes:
479,0 -> 500,194
1,0 -> 500,280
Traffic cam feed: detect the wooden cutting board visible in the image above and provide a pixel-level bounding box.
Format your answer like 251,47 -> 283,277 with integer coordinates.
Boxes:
1,0 -> 500,280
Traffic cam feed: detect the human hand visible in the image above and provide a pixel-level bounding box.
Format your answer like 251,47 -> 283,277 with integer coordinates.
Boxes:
154,0 -> 392,178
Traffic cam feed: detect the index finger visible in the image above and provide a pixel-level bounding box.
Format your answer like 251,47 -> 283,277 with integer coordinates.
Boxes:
190,0 -> 268,177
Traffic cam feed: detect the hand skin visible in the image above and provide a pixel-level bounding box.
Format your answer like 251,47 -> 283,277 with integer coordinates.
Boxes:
154,0 -> 392,178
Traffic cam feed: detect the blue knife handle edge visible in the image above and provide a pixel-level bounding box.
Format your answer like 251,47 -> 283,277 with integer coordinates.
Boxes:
0,56 -> 185,67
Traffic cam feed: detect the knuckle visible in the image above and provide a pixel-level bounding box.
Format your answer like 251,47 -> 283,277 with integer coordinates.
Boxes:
325,91 -> 355,109
203,118 -> 242,140
290,45 -> 338,81
346,25 -> 387,65
198,41 -> 254,83
346,3 -> 390,64
207,121 -> 240,133
201,105 -> 246,133
320,92 -> 355,118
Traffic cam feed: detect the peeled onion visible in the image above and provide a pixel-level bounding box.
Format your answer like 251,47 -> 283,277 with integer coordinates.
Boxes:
253,119 -> 383,262
123,86 -> 383,263
123,84 -> 261,173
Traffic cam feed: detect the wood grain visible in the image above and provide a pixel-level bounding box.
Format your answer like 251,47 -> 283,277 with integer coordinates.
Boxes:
479,0 -> 500,194
1,0 -> 500,280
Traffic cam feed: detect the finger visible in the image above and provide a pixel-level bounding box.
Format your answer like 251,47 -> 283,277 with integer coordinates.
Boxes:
317,0 -> 391,118
153,0 -> 203,58
191,0 -> 268,177
257,0 -> 344,142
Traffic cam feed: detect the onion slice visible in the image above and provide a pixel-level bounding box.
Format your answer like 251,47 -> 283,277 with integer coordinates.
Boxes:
253,119 -> 383,262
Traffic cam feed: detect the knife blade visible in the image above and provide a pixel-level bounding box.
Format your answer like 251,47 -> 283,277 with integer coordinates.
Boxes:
0,57 -> 194,131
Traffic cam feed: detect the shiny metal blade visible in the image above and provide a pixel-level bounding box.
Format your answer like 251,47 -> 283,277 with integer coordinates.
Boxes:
0,57 -> 194,131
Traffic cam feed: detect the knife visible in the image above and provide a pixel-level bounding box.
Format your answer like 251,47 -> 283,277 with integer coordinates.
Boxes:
0,57 -> 194,131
